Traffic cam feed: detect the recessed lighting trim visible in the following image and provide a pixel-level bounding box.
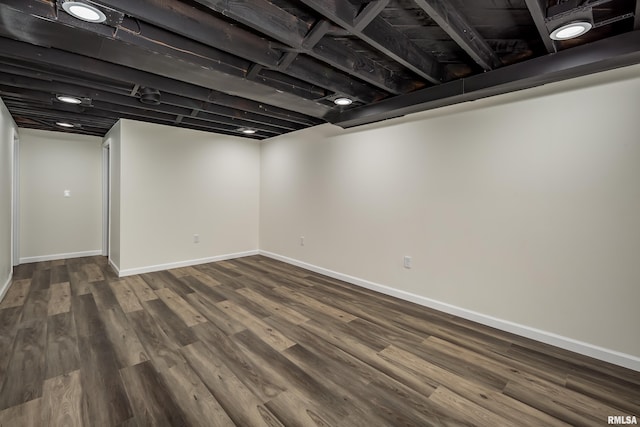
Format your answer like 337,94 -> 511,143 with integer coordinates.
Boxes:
56,122 -> 75,128
56,95 -> 83,104
241,128 -> 257,134
334,97 -> 353,106
549,21 -> 592,40
62,2 -> 107,23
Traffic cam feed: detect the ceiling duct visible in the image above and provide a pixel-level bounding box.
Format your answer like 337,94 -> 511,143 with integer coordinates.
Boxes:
138,87 -> 161,105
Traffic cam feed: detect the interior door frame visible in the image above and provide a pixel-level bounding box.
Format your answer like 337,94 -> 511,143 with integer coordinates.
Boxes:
12,130 -> 19,266
102,139 -> 110,257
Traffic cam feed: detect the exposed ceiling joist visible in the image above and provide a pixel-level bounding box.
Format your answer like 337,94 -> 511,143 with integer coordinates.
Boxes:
311,38 -> 420,94
0,2 -> 333,119
0,0 -> 637,138
353,0 -> 390,32
524,0 -> 557,53
332,30 -> 640,128
103,0 -> 397,98
0,62 -> 129,96
96,0 -> 283,66
413,0 -> 502,70
0,38 -> 320,128
188,0 -> 414,95
298,0 -> 444,84
5,103 -> 117,129
191,0 -> 310,47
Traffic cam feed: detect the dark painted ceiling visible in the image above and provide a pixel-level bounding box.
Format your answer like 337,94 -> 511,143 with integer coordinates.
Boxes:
0,0 -> 639,139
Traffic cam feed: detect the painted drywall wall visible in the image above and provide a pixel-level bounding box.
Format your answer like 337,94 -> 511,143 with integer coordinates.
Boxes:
116,119 -> 260,274
0,98 -> 17,299
19,129 -> 102,262
105,122 -> 121,271
260,64 -> 640,361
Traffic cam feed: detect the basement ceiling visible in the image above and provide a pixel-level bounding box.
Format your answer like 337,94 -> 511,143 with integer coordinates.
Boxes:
0,0 -> 639,140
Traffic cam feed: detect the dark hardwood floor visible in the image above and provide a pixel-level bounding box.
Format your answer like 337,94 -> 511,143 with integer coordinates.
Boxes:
0,255 -> 638,426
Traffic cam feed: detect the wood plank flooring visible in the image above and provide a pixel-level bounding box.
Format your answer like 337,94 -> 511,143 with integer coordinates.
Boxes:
0,255 -> 638,426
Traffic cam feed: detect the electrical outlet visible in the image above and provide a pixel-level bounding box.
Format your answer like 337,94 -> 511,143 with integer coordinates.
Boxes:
300,236 -> 305,246
403,256 -> 412,269
193,234 -> 200,243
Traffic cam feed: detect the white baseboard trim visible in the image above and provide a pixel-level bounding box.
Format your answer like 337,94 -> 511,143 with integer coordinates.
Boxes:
259,250 -> 640,372
117,250 -> 260,277
19,250 -> 103,264
0,271 -> 13,304
108,258 -> 120,277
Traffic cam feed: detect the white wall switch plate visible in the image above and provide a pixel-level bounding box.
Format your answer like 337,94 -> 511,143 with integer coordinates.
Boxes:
403,256 -> 412,269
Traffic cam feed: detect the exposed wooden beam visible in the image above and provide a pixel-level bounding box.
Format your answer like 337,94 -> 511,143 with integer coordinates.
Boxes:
191,0 -> 310,48
246,64 -> 263,81
309,40 -> 417,94
0,85 -> 55,105
101,1 -> 395,103
163,94 -> 307,130
524,0 -> 556,53
190,0 -> 415,94
98,2 -> 384,103
115,17 -> 336,103
0,60 -> 132,96
0,38 -> 322,127
298,0 -> 444,84
547,0 -> 613,20
94,99 -> 280,135
0,78 -> 289,136
4,98 -> 267,139
129,84 -> 140,97
413,0 -> 502,70
0,69 -> 306,133
353,0 -> 390,31
97,0 -> 282,67
4,104 -> 116,128
285,55 -> 385,103
278,52 -> 300,72
302,21 -> 331,49
273,20 -> 329,83
331,30 -> 640,128
0,2 -> 332,118
0,15 -> 331,120
593,13 -> 635,29
0,59 -> 309,131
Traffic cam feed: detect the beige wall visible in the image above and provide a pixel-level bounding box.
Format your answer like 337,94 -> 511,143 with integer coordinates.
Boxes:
0,98 -> 17,297
260,65 -> 640,362
105,122 -> 121,269
115,119 -> 260,274
19,129 -> 103,261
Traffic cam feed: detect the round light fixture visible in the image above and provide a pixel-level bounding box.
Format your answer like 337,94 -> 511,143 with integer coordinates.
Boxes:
241,128 -> 257,134
56,95 -> 83,104
549,21 -> 592,40
334,97 -> 353,106
62,2 -> 107,23
56,122 -> 75,128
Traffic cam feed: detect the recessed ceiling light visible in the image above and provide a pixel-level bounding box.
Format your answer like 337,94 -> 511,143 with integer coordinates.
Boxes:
334,97 -> 353,106
56,95 -> 83,104
241,128 -> 257,134
56,122 -> 75,128
549,21 -> 592,41
62,1 -> 107,23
